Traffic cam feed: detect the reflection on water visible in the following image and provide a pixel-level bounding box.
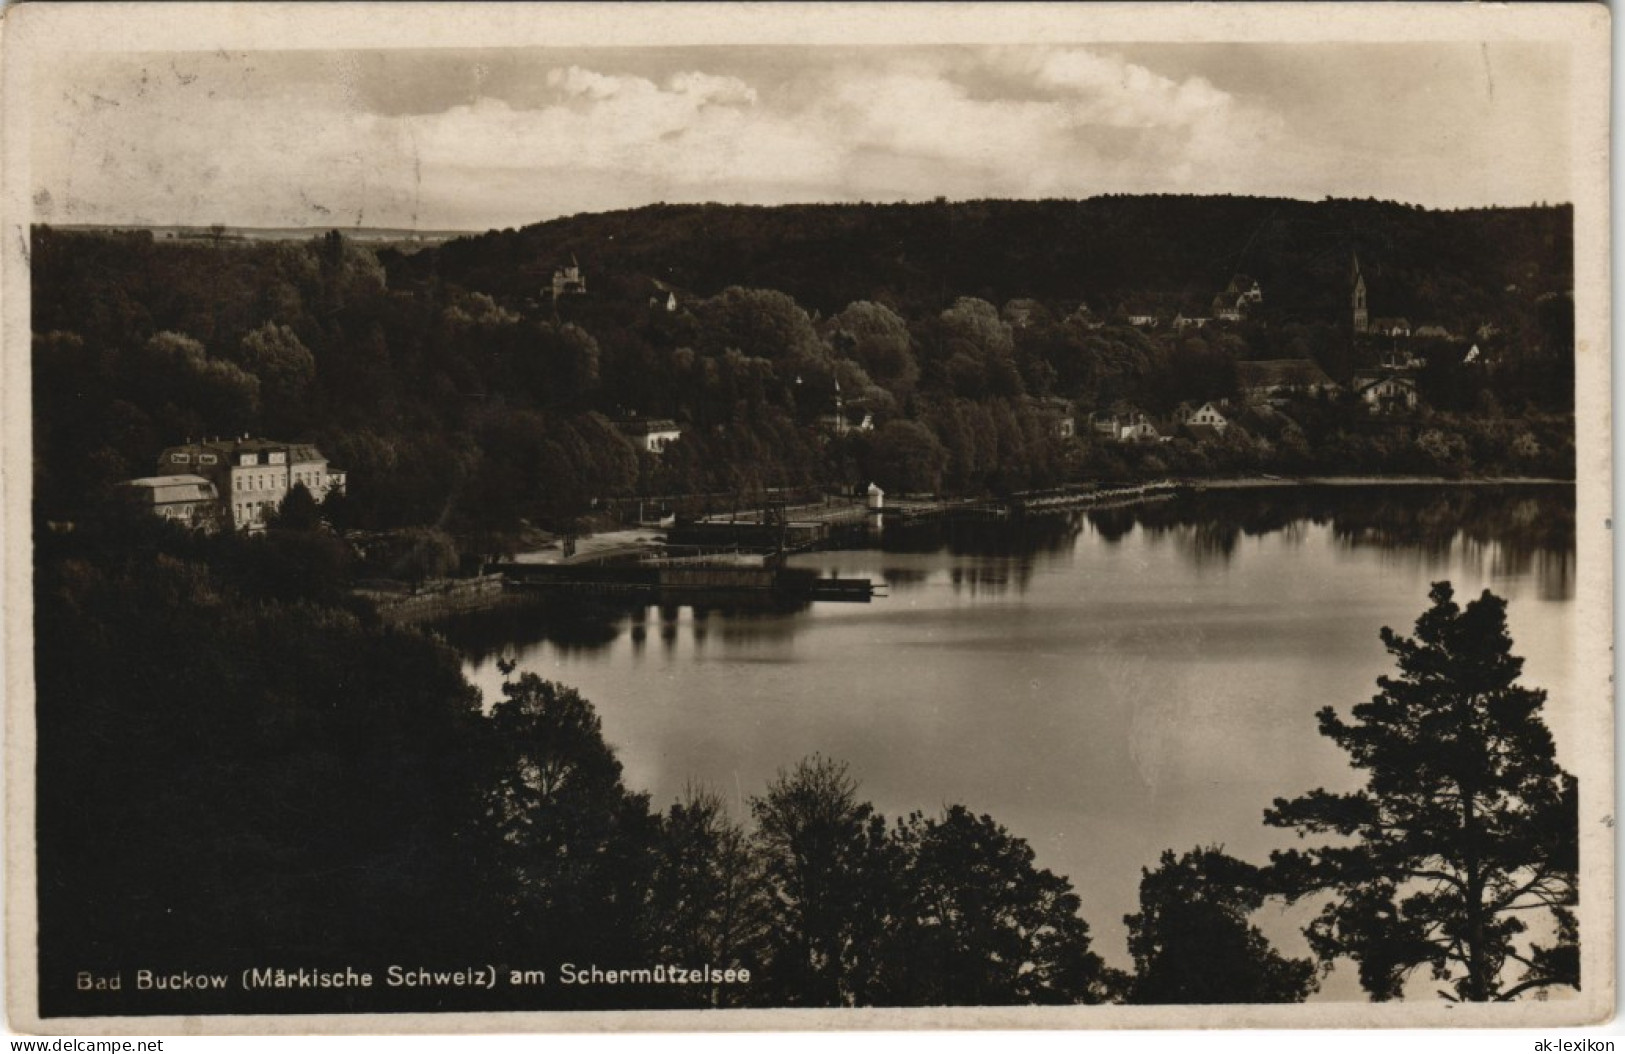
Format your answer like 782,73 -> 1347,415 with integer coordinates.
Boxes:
1103,485 -> 1574,600
444,485 -> 1573,664
450,484 -> 1576,999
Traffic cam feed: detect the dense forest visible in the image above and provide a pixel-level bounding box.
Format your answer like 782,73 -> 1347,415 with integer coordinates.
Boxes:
34,196 -> 1574,568
402,197 -> 1573,324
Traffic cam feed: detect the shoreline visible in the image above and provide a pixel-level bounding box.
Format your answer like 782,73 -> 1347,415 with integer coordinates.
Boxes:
377,476 -> 1571,626
1190,475 -> 1574,490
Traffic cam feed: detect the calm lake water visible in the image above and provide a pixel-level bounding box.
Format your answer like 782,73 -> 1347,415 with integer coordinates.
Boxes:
454,484 -> 1576,999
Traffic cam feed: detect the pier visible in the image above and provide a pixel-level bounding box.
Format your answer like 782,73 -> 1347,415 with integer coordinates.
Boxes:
487,559 -> 880,604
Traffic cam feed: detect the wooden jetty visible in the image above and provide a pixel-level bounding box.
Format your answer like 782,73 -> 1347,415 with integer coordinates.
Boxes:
1010,480 -> 1183,515
487,560 -> 879,604
668,481 -> 1190,546
667,519 -> 832,551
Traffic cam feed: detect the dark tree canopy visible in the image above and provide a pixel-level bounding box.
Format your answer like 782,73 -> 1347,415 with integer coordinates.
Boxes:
480,674 -> 657,966
646,786 -> 773,1008
1124,847 -> 1318,1004
884,805 -> 1117,1006
1265,582 -> 1577,1002
748,755 -> 897,1007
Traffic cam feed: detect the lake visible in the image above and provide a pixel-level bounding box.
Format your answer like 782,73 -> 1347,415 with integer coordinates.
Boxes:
454,484 -> 1577,999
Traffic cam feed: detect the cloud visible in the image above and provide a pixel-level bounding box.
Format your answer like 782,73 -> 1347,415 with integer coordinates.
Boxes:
806,49 -> 1287,198
29,44 -> 1565,230
406,66 -> 835,203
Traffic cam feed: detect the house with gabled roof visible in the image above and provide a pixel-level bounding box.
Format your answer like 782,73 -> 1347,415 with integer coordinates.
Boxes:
1355,374 -> 1421,415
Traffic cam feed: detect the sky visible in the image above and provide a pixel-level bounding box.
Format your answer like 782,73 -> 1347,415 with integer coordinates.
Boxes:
31,42 -> 1571,232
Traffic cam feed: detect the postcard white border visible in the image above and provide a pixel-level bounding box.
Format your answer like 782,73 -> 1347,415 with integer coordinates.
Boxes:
3,1 -> 1613,1034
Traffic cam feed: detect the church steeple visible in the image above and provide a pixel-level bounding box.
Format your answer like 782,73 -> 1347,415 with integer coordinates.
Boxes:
1350,252 -> 1368,334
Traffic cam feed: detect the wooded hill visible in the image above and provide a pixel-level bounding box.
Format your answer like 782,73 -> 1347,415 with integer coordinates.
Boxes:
30,195 -> 1574,544
394,196 -> 1572,330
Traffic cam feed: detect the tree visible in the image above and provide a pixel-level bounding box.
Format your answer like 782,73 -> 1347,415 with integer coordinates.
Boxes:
827,300 -> 919,401
270,481 -> 323,532
388,526 -> 460,586
32,520 -> 485,1014
1265,582 -> 1578,1001
646,787 -> 772,1007
1124,847 -> 1318,1004
237,322 -> 317,433
883,805 -> 1117,1006
749,755 -> 897,1007
865,419 -> 948,495
480,675 -> 656,966
139,330 -> 262,434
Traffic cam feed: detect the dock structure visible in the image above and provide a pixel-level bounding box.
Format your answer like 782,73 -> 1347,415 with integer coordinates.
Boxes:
1010,480 -> 1183,514
667,519 -> 832,553
884,497 -> 1010,523
679,494 -> 1011,549
487,560 -> 879,604
669,483 -> 1193,547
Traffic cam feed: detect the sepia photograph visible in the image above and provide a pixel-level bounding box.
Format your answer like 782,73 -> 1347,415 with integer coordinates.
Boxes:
2,2 -> 1612,1035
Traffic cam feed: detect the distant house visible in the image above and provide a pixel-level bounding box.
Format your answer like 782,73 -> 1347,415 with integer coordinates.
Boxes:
119,475 -> 222,530
1185,401 -> 1230,434
1089,409 -> 1124,438
1356,375 -> 1420,414
1126,313 -> 1160,329
1221,274 -> 1262,304
1118,419 -> 1162,444
1413,324 -> 1455,340
1210,296 -> 1243,323
1172,313 -> 1210,331
1207,275 -> 1262,324
551,256 -> 587,299
617,417 -> 683,454
1236,359 -> 1339,402
155,436 -> 345,532
650,278 -> 688,312
1091,406 -> 1158,443
1371,317 -> 1412,338
1168,400 -> 1230,440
